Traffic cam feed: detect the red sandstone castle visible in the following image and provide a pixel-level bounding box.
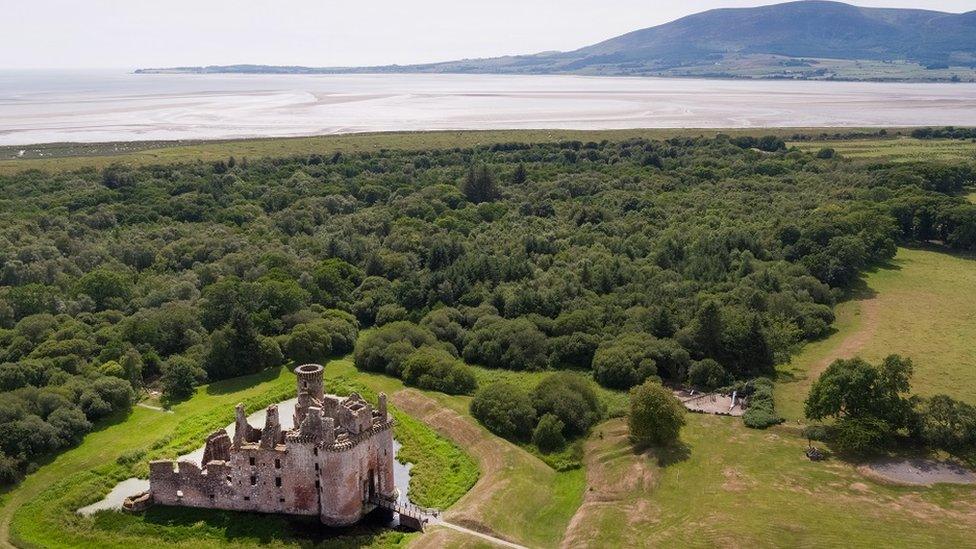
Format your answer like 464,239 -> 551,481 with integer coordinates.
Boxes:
148,364 -> 397,526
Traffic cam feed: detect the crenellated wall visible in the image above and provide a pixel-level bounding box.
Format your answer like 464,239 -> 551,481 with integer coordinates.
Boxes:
148,363 -> 396,527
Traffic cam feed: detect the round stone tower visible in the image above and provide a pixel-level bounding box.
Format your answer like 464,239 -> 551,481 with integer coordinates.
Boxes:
294,364 -> 325,426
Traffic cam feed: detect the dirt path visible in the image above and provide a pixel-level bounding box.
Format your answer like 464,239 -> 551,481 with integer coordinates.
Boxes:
815,297 -> 881,376
783,295 -> 882,414
392,389 -> 530,547
560,419 -> 656,548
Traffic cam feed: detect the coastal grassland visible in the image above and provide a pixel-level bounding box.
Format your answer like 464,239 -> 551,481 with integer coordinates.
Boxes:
563,416 -> 976,547
0,127 -> 912,175
792,137 -> 976,162
4,359 -> 477,549
776,247 -> 976,420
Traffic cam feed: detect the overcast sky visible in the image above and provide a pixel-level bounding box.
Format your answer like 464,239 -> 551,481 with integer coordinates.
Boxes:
3,0 -> 973,69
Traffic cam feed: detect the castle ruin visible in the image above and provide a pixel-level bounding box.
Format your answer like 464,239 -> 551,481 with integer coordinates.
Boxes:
147,363 -> 397,526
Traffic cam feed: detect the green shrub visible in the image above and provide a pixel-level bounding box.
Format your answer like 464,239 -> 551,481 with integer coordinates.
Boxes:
628,380 -> 685,446
533,414 -> 567,453
401,346 -> 477,395
530,372 -> 603,437
470,381 -> 537,440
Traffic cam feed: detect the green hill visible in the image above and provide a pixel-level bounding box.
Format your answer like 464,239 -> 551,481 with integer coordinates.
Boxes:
138,1 -> 976,81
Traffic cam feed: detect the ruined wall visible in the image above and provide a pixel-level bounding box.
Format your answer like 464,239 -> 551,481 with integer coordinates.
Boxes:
148,364 -> 397,527
149,443 -> 319,517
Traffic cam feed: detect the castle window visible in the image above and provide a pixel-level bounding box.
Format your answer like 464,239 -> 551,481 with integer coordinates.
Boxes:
274,458 -> 281,469
209,494 -> 214,500
314,463 -> 319,473
244,496 -> 250,501
313,448 -> 318,456
249,457 -> 255,466
279,498 -> 285,503
315,480 -> 320,490
250,475 -> 257,485
275,477 -> 282,487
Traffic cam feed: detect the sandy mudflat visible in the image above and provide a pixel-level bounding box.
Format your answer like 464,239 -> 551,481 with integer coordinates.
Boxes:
3,71 -> 976,145
864,458 -> 976,486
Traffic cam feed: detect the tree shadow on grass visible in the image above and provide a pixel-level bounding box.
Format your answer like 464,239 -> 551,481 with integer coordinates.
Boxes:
633,441 -> 691,468
843,277 -> 879,302
205,365 -> 288,396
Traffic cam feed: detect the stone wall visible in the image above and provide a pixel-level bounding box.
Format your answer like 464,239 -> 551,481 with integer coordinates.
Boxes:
148,363 -> 396,527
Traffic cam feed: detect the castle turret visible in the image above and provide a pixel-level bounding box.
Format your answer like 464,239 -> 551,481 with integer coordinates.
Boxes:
378,392 -> 388,421
294,364 -> 325,426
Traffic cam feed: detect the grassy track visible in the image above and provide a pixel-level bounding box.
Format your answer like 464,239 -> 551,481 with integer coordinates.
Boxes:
776,247 -> 976,419
792,137 -> 976,162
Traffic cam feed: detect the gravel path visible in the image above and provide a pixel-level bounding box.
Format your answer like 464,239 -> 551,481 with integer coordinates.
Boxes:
865,458 -> 976,486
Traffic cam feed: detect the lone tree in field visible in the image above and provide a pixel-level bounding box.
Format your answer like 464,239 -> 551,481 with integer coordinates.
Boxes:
461,163 -> 500,203
628,380 -> 686,446
805,355 -> 915,453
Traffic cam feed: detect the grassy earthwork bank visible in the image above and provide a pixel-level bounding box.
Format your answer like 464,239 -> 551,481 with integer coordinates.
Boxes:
328,359 -> 590,549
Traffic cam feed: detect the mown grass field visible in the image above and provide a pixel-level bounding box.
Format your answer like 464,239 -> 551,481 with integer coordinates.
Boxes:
776,247 -> 976,419
792,137 -> 976,162
564,416 -> 976,547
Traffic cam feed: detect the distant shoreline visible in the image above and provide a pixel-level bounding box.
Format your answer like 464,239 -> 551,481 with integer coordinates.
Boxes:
133,65 -> 976,84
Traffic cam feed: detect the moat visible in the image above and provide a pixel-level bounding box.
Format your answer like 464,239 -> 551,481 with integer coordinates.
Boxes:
78,396 -> 416,516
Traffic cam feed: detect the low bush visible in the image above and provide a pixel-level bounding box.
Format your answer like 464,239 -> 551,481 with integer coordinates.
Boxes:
741,377 -> 784,429
470,381 -> 537,440
401,346 -> 477,395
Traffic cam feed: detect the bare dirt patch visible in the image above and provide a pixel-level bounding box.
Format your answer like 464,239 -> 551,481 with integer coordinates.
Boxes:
861,458 -> 976,487
674,390 -> 744,416
560,418 -> 658,548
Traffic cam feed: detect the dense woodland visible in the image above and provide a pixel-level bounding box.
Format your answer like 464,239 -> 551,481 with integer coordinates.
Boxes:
1,135 -> 974,480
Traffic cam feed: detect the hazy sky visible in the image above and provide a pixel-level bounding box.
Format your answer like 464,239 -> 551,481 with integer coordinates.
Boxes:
4,0 -> 973,69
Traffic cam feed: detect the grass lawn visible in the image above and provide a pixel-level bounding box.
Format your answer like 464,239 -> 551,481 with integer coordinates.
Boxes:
791,137 -> 976,162
565,416 -> 976,547
776,247 -> 976,420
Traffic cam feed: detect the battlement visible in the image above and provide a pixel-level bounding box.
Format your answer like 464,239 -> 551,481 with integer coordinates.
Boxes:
147,364 -> 396,526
